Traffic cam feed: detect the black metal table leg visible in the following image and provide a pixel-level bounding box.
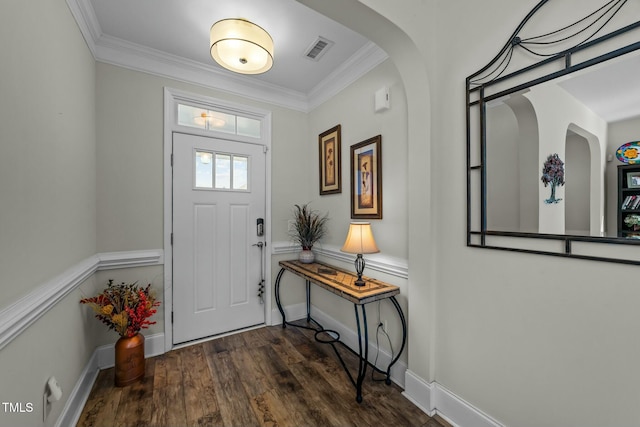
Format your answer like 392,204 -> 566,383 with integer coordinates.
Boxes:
354,303 -> 369,403
274,263 -> 404,403
306,280 -> 311,322
385,296 -> 407,384
274,267 -> 286,328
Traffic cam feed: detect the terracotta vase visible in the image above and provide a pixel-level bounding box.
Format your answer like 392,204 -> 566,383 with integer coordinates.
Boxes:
114,333 -> 145,387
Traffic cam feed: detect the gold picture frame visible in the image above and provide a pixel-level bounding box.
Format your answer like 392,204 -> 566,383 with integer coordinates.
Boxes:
350,135 -> 382,219
319,125 -> 342,195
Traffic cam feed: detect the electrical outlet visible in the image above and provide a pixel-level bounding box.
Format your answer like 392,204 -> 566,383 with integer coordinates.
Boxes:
381,319 -> 388,331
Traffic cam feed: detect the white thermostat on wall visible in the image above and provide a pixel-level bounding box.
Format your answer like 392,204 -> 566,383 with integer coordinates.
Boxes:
374,86 -> 390,112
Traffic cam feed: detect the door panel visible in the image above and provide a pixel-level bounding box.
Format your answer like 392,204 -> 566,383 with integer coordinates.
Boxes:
172,132 -> 266,344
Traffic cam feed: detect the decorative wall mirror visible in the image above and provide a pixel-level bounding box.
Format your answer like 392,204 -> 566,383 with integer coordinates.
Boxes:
466,0 -> 640,264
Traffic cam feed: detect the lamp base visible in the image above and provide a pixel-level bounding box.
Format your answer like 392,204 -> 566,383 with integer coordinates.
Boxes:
354,254 -> 366,287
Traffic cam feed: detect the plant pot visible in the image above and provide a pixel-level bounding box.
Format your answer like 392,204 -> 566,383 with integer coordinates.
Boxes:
299,248 -> 315,264
114,333 -> 145,387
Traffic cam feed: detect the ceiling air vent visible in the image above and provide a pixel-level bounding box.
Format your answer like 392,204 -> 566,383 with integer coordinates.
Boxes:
304,36 -> 334,61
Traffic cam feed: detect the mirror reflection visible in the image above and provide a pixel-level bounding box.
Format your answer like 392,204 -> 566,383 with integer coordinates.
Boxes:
485,51 -> 640,239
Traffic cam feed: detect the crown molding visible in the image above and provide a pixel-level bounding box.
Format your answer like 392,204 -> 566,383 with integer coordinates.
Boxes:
66,0 -> 388,112
307,41 -> 388,110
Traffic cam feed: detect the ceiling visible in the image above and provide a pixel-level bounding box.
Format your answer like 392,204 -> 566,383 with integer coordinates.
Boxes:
70,0 -> 386,111
72,0 -> 639,122
558,52 -> 640,123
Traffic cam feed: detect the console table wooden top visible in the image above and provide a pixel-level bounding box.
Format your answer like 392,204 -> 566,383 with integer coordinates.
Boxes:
278,260 -> 399,305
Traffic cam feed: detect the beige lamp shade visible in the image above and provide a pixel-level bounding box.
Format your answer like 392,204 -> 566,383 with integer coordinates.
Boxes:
210,18 -> 274,74
341,222 -> 380,254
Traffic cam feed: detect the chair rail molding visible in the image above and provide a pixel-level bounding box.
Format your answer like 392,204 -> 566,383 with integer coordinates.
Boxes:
0,249 -> 164,351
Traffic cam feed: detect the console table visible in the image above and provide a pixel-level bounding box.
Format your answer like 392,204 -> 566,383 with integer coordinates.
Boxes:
274,260 -> 407,403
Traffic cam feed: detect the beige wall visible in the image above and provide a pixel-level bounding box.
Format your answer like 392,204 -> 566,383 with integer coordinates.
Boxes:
309,59 -> 408,259
431,1 -> 640,426
304,58 -> 409,358
308,0 -> 640,426
95,62 -> 312,339
0,0 -> 96,308
5,0 -> 640,426
0,0 -> 97,425
96,63 -> 311,252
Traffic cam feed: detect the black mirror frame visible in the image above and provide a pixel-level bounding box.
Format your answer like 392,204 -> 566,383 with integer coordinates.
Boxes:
466,0 -> 640,265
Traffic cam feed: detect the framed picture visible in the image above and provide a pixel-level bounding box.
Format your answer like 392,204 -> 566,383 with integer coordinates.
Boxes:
350,135 -> 382,219
628,172 -> 640,188
319,125 -> 342,195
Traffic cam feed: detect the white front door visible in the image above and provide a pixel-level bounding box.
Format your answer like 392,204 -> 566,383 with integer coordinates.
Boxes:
172,132 -> 266,344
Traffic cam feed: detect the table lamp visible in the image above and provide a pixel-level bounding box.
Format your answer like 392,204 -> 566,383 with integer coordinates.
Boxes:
341,222 -> 380,286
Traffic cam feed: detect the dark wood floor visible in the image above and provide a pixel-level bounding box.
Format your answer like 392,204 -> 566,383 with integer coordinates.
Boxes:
78,322 -> 448,427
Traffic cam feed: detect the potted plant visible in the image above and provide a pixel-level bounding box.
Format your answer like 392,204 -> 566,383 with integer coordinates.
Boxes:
291,203 -> 329,263
625,214 -> 640,230
80,280 -> 160,386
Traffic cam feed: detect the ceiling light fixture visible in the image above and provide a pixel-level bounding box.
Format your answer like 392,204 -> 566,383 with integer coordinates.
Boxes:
210,18 -> 274,75
194,112 -> 226,128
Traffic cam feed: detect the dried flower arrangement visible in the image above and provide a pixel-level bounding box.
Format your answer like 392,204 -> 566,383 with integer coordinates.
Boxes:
80,280 -> 160,338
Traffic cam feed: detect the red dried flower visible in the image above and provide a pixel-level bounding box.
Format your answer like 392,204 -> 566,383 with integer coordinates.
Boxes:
80,280 -> 160,337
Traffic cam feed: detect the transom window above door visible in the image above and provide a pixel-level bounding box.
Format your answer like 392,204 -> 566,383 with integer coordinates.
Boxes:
178,103 -> 261,139
195,150 -> 249,191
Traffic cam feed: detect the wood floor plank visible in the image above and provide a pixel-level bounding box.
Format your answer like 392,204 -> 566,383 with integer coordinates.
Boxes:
268,333 -> 306,365
76,369 -> 122,427
242,326 -> 277,348
78,325 -> 450,427
205,348 -> 261,427
113,359 -> 156,427
180,345 -> 223,426
230,346 -> 273,399
209,331 -> 247,353
150,350 -> 187,427
288,360 -> 359,427
250,388 -> 293,427
270,370 -> 332,427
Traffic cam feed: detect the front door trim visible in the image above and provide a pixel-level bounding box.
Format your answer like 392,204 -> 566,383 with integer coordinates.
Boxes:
163,87 -> 272,352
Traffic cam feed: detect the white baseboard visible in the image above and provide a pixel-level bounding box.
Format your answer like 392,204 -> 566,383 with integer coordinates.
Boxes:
403,370 -> 435,416
54,351 -> 100,427
403,370 -> 504,427
271,302 -> 308,326
57,332 -> 165,427
95,332 -> 166,369
272,303 -> 407,388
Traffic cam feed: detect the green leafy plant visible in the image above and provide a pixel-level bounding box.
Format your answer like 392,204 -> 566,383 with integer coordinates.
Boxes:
624,214 -> 640,228
291,203 -> 329,250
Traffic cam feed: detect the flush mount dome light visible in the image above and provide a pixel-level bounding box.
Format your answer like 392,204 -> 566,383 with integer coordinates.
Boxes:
210,18 -> 274,75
